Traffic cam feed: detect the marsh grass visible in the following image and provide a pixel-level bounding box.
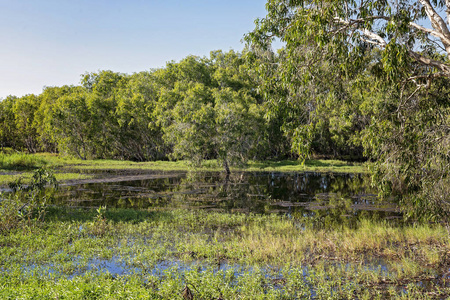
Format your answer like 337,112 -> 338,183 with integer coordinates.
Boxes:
1,206 -> 449,299
0,171 -> 92,186
0,153 -> 367,186
0,152 -> 48,170
70,158 -> 367,173
245,159 -> 367,173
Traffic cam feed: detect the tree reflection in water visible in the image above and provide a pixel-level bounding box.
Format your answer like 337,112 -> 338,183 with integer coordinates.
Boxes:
46,171 -> 400,226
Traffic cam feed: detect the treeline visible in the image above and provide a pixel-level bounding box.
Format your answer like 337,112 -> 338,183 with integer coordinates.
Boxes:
0,50 -> 364,168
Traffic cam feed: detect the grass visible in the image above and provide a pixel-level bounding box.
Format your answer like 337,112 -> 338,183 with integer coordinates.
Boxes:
62,157 -> 367,173
0,152 -> 48,170
1,205 -> 449,299
0,153 -> 94,185
0,152 -> 368,186
244,159 -> 367,173
0,172 -> 92,186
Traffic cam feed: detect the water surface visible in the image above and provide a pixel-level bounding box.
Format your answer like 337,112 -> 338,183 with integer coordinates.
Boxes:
50,170 -> 400,222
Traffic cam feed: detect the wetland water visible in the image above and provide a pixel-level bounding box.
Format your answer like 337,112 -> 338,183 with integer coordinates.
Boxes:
5,170 -> 449,298
53,170 -> 399,221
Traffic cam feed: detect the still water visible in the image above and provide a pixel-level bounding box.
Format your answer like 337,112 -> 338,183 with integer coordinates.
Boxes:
51,170 -> 400,222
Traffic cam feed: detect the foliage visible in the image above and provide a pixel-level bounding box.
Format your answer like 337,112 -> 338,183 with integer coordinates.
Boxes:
155,51 -> 278,173
246,0 -> 450,220
1,0 -> 448,217
0,50 -> 288,169
12,94 -> 41,153
0,167 -> 57,233
0,97 -> 19,150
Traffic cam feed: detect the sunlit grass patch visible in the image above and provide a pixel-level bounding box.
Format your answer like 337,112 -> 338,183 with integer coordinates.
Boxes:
244,159 -> 368,173
0,172 -> 92,185
0,152 -> 48,170
62,157 -> 368,174
0,152 -> 368,173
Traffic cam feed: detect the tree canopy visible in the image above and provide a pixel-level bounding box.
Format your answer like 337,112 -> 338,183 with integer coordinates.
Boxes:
246,0 -> 450,220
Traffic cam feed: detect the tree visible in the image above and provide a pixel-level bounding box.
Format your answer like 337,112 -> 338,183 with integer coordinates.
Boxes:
12,94 -> 40,153
155,52 -> 272,173
34,86 -> 75,153
81,71 -> 128,158
0,96 -> 19,150
247,0 -> 450,219
114,71 -> 167,161
51,87 -> 94,160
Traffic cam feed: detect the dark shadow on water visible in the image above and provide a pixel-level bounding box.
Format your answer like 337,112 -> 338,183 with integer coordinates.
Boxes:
45,206 -> 174,224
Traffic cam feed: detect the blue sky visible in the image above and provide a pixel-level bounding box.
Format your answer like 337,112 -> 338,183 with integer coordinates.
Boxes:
0,0 -> 268,98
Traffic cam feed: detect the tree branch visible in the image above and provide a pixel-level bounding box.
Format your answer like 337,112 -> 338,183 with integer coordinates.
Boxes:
409,21 -> 450,46
408,50 -> 450,75
333,17 -> 387,47
418,0 -> 450,43
446,0 -> 450,29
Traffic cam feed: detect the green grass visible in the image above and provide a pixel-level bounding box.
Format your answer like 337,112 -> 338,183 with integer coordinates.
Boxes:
1,206 -> 448,299
244,159 -> 367,173
0,152 -> 49,170
1,152 -> 368,173
0,153 -> 368,186
68,157 -> 367,173
0,171 -> 92,186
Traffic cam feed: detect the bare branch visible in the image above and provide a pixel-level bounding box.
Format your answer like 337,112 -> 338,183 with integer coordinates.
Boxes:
334,17 -> 387,47
409,22 -> 450,46
405,73 -> 449,82
446,0 -> 450,29
359,37 -> 386,46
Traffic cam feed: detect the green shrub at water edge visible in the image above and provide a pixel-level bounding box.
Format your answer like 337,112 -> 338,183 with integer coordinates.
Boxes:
0,167 -> 57,233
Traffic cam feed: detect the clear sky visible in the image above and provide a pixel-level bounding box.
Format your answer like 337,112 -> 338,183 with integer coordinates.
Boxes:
0,0 -> 268,99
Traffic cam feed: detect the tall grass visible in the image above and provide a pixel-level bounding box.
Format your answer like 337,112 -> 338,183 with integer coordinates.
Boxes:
0,153 -> 48,170
0,152 -> 368,173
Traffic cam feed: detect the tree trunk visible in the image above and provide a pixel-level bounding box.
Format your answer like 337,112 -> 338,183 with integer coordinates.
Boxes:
223,159 -> 231,175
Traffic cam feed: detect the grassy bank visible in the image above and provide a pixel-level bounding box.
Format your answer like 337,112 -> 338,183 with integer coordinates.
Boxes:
1,206 -> 448,299
0,153 -> 367,186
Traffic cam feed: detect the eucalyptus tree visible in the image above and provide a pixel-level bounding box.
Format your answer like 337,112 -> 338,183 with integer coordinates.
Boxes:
114,71 -> 167,161
12,94 -> 41,153
247,0 -> 450,219
155,51 -> 271,173
0,96 -> 19,150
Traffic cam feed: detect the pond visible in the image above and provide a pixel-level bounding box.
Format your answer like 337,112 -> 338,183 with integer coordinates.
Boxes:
4,170 -> 449,298
51,170 -> 400,224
